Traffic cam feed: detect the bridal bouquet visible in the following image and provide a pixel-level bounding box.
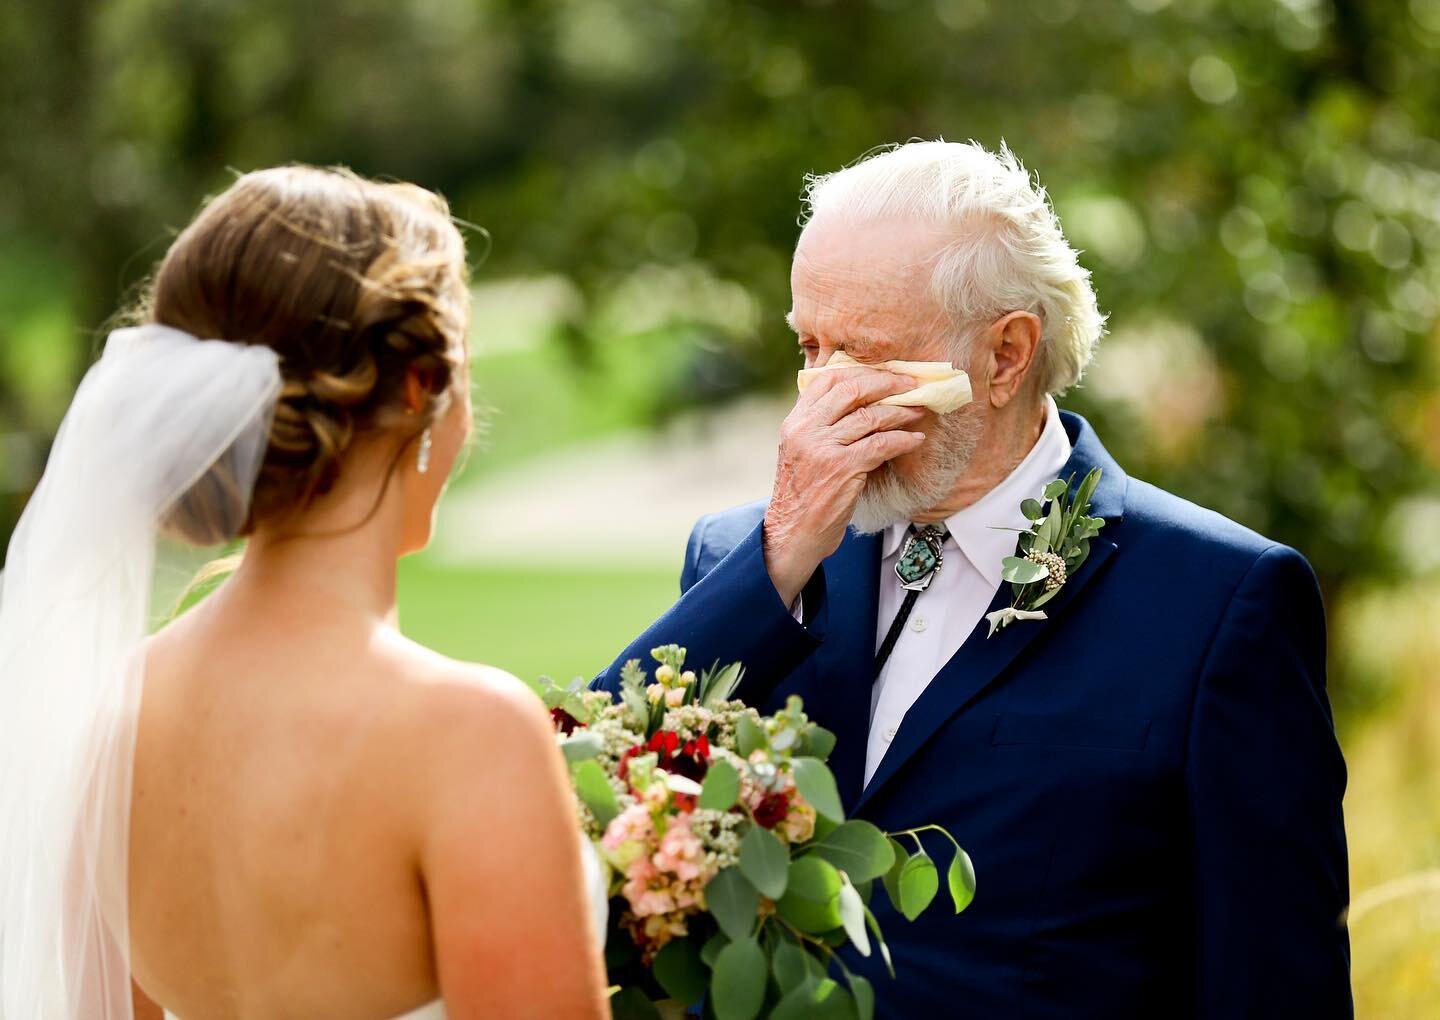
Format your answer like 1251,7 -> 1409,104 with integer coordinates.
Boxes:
535,647 -> 974,1020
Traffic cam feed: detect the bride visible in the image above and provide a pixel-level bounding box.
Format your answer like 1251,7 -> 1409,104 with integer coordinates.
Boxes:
0,167 -> 611,1019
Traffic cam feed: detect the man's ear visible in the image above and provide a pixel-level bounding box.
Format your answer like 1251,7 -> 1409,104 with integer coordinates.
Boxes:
982,311 -> 1042,409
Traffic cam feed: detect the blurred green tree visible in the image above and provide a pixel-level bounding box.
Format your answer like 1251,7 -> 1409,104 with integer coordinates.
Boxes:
2,0 -> 1437,713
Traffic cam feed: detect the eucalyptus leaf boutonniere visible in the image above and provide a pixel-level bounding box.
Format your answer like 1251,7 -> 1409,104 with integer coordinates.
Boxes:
985,466 -> 1106,637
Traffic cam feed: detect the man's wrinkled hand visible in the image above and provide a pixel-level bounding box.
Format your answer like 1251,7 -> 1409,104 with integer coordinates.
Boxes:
763,366 -> 926,607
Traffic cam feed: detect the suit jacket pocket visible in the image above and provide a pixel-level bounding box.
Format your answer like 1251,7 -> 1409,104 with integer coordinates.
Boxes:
990,712 -> 1151,751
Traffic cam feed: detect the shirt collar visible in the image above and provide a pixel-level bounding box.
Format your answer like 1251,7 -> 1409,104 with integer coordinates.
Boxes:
881,396 -> 1073,587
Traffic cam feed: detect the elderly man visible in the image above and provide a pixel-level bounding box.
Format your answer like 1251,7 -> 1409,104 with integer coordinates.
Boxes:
599,141 -> 1351,1018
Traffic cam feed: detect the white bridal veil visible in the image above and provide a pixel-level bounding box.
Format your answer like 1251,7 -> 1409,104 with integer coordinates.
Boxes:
0,325 -> 282,1019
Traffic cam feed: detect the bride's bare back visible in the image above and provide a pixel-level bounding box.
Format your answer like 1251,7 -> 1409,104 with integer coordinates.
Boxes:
131,586 -> 602,1019
113,167 -> 607,1019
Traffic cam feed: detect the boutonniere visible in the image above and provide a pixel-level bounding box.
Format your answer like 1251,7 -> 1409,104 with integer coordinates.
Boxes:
986,466 -> 1106,637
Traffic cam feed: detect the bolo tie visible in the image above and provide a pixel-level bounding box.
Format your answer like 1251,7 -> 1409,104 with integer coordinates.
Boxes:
874,523 -> 949,678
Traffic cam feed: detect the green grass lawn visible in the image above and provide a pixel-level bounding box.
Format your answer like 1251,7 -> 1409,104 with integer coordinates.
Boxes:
396,554 -> 681,683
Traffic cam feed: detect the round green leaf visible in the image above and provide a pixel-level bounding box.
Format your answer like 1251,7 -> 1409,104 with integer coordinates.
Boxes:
653,937 -> 708,1006
849,974 -> 875,1020
699,759 -> 741,811
777,855 -> 843,933
768,978 -> 855,1020
881,837 -> 908,911
769,938 -> 819,993
1001,555 -> 1049,585
571,759 -> 619,828
710,937 -> 767,1020
791,757 -> 844,822
707,867 -> 759,941
947,847 -> 977,914
1043,478 -> 1069,501
739,824 -> 789,899
560,730 -> 604,763
802,724 -> 838,761
812,820 -> 895,882
1020,497 -> 1043,520
700,932 -> 728,968
735,714 -> 765,757
898,853 -> 940,921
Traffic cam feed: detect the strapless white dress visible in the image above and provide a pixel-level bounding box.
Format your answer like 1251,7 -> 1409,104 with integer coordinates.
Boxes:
164,837 -> 608,1020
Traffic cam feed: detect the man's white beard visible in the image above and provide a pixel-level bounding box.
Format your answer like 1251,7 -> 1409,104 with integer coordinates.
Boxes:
850,408 -> 985,534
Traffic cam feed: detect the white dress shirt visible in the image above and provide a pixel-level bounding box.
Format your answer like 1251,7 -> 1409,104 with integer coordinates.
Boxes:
863,396 -> 1072,785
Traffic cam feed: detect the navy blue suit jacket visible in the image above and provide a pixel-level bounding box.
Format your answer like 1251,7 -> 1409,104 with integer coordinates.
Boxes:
597,411 -> 1351,1019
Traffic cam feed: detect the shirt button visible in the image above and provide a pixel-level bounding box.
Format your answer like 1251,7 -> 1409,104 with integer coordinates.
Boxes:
910,613 -> 928,633
883,726 -> 898,742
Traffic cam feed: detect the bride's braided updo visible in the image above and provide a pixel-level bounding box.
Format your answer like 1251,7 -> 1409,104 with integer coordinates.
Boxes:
141,166 -> 469,541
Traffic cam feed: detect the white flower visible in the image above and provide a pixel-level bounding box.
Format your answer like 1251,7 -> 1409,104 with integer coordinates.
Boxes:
985,607 -> 1048,637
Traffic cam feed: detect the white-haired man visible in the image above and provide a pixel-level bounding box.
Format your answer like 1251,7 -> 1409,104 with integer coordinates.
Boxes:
600,141 -> 1351,1018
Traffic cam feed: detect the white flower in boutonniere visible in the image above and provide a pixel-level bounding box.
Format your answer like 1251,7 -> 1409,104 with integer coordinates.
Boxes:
985,466 -> 1106,638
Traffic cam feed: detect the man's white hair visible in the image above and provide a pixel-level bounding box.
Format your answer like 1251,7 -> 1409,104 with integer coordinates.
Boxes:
801,140 -> 1106,395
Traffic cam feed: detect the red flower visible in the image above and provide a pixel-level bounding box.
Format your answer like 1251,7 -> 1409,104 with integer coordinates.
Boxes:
618,730 -> 715,792
617,744 -> 643,783
550,707 -> 582,735
752,791 -> 791,829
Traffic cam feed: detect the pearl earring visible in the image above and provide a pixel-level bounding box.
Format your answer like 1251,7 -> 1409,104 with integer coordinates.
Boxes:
417,428 -> 433,474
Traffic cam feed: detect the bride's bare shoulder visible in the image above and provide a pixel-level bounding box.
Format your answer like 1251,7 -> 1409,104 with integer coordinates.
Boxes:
375,630 -> 554,758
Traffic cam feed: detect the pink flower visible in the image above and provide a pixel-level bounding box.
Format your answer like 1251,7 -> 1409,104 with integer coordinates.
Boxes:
652,815 -> 707,882
601,803 -> 654,870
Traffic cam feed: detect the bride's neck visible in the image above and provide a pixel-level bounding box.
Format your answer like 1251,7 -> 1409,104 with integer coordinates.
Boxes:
227,459 -> 409,626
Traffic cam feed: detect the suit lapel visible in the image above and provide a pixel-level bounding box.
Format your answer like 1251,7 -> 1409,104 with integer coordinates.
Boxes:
809,530 -> 880,811
852,411 -> 1129,814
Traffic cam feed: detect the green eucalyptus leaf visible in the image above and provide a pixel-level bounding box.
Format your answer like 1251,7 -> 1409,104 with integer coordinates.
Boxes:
791,757 -> 844,822
739,824 -> 790,899
776,856 -> 843,932
770,938 -> 819,993
571,760 -> 619,828
1020,497 -> 1043,520
802,724 -> 838,761
849,973 -> 876,1020
769,979 -> 854,1020
810,811 -> 839,843
700,932 -> 728,968
948,847 -> 977,914
1001,556 -> 1048,585
838,875 -> 871,957
707,867 -> 759,941
735,714 -> 765,757
864,904 -> 895,978
710,937 -> 767,1020
653,937 -> 709,1006
560,730 -> 604,764
1043,478 -> 1069,501
609,986 -> 662,1020
699,759 -> 741,811
881,838 -> 908,910
811,820 -> 895,882
898,852 -> 940,921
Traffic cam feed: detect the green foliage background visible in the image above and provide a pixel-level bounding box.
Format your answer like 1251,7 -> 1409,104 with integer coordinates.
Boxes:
2,1 -> 1439,1013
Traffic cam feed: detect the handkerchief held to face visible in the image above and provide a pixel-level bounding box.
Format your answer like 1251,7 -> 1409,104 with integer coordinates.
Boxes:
796,350 -> 973,414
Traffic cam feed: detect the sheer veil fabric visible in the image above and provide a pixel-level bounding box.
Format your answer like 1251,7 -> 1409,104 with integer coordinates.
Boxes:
0,325 -> 282,1020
